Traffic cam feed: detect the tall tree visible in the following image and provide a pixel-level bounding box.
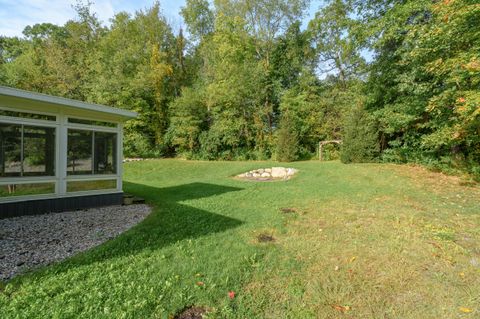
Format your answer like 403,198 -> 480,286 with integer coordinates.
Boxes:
309,0 -> 366,88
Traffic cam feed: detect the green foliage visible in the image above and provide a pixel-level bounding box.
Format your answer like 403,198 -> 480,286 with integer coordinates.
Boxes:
1,0 -> 477,176
180,0 -> 214,41
308,0 -> 366,86
166,87 -> 208,155
362,0 -> 480,177
275,112 -> 299,162
341,106 -> 380,163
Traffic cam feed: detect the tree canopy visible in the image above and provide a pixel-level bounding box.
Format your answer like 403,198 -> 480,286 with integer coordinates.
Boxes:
0,0 -> 478,175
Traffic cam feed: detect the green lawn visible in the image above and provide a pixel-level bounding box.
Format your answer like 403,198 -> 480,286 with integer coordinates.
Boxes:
1,160 -> 479,318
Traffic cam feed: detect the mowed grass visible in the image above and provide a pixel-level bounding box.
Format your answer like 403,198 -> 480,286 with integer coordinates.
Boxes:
1,160 -> 479,318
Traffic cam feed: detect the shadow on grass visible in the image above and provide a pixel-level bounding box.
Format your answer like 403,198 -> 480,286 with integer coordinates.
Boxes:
27,182 -> 244,277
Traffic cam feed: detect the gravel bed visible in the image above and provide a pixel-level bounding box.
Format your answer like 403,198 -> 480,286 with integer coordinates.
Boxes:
0,204 -> 151,281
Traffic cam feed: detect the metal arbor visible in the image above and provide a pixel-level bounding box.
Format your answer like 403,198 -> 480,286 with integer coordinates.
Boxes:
318,140 -> 342,161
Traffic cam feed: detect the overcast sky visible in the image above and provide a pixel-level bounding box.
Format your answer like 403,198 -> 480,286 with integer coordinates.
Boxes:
0,0 -> 321,37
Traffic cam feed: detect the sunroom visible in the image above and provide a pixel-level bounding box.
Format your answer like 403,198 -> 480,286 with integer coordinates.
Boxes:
0,86 -> 137,218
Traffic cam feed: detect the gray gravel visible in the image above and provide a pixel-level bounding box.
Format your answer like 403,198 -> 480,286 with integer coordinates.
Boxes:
0,204 -> 151,281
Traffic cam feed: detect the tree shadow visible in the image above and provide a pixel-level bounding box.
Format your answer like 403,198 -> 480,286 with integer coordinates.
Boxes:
38,182 -> 244,274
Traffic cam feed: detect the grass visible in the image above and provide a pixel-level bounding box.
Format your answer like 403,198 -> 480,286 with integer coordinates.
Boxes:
1,159 -> 479,318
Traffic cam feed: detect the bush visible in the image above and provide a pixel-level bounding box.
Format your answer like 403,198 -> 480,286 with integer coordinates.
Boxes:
341,106 -> 379,163
124,131 -> 163,158
276,112 -> 299,162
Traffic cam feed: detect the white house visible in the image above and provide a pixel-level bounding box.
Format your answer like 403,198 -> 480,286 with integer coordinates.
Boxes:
0,86 -> 137,217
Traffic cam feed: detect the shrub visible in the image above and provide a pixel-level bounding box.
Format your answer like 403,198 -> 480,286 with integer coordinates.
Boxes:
276,112 -> 299,162
341,106 -> 379,163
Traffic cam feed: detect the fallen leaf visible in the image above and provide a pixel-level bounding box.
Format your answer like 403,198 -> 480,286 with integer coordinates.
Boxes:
228,291 -> 235,299
459,307 -> 473,313
332,305 -> 350,313
196,281 -> 204,286
349,256 -> 357,263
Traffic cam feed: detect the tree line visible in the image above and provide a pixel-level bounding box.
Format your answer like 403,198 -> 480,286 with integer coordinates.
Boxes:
0,0 -> 478,177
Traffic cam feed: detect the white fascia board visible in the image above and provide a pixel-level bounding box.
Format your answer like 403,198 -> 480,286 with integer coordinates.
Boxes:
0,86 -> 137,121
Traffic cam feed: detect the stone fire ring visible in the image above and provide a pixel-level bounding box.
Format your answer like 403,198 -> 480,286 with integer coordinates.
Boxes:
236,167 -> 298,181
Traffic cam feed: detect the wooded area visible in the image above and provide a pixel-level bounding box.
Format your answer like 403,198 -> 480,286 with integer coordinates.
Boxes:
0,0 -> 478,177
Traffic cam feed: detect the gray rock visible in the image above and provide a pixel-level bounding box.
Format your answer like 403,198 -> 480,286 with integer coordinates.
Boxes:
286,168 -> 298,176
271,167 -> 287,178
236,167 -> 297,181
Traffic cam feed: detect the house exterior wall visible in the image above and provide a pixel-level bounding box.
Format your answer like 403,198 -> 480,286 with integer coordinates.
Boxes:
0,193 -> 124,218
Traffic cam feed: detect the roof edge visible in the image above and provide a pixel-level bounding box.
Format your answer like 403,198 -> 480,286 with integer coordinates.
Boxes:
0,86 -> 137,119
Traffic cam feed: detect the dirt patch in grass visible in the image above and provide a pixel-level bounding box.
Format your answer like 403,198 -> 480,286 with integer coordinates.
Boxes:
280,207 -> 297,214
174,306 -> 207,319
257,234 -> 275,243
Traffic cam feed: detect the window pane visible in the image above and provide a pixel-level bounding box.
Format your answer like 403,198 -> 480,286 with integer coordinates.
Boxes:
67,130 -> 92,175
67,179 -> 117,192
0,182 -> 55,197
94,132 -> 117,174
0,123 -> 22,177
23,126 -> 56,176
0,109 -> 56,121
68,118 -> 116,128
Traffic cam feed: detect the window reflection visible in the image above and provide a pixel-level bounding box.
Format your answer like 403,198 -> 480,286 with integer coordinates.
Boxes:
67,129 -> 117,175
67,179 -> 116,192
0,183 -> 55,197
94,132 -> 117,174
0,123 -> 55,177
67,130 -> 93,175
23,126 -> 56,176
0,124 -> 21,177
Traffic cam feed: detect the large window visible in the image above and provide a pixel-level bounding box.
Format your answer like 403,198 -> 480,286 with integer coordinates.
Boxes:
0,123 -> 55,177
67,129 -> 117,175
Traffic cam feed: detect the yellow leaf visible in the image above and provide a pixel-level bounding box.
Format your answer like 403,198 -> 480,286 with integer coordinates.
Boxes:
349,256 -> 357,263
459,307 -> 473,313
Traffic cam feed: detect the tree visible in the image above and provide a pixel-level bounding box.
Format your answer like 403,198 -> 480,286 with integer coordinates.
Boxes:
276,112 -> 299,162
308,0 -> 366,88
166,87 -> 208,155
201,13 -> 260,158
180,0 -> 215,42
341,105 -> 379,163
362,0 -> 480,174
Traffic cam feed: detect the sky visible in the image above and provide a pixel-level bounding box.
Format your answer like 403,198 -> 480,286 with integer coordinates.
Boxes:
0,0 -> 187,37
0,0 -> 321,38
